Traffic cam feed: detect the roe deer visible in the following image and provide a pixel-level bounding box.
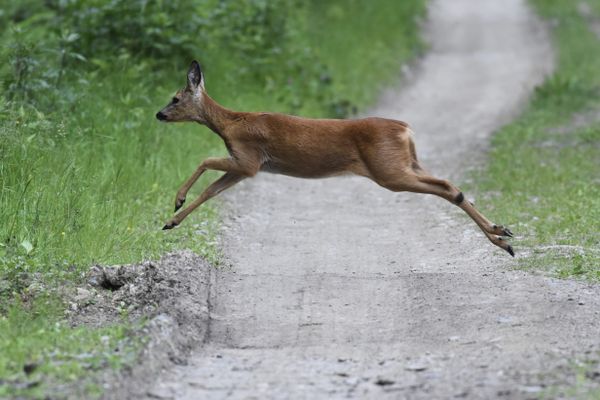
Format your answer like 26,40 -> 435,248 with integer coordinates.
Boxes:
156,61 -> 514,256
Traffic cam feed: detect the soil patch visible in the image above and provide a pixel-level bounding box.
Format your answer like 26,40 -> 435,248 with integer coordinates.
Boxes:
68,251 -> 212,400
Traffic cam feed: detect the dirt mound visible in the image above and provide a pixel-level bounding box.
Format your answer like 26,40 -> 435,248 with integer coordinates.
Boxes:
68,250 -> 212,399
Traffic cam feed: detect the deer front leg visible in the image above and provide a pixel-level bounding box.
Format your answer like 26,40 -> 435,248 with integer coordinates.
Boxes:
174,162 -> 207,212
163,172 -> 246,230
174,157 -> 252,212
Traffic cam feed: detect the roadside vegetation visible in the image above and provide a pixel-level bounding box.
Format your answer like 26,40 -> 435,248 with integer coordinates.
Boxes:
473,0 -> 600,281
473,3 -> 600,394
0,0 -> 426,397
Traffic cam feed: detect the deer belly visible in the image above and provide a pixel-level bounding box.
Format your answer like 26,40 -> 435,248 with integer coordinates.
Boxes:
260,154 -> 357,178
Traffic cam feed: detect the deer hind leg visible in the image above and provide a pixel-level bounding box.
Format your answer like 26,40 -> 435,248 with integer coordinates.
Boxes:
376,166 -> 515,256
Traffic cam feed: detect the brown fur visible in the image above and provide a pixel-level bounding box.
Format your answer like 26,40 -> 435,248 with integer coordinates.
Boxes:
156,61 -> 515,257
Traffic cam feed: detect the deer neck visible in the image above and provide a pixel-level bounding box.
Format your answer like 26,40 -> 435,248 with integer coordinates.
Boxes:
196,94 -> 237,137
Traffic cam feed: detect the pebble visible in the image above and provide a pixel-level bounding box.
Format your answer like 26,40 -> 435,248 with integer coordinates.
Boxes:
520,385 -> 543,393
75,287 -> 92,301
405,363 -> 428,372
374,378 -> 395,386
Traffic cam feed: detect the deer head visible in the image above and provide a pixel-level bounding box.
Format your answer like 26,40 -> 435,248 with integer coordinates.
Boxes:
156,60 -> 205,123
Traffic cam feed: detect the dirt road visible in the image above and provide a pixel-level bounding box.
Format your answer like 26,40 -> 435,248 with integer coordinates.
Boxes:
149,0 -> 600,398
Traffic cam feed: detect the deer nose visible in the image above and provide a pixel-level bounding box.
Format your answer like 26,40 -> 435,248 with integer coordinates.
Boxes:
156,111 -> 167,121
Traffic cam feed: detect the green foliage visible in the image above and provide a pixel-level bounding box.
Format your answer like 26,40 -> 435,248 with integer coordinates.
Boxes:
0,0 -> 364,116
58,0 -> 203,58
307,0 -> 426,110
469,0 -> 600,280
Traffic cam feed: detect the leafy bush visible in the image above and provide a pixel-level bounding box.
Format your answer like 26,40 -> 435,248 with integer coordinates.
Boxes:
58,0 -> 203,59
0,0 -> 345,115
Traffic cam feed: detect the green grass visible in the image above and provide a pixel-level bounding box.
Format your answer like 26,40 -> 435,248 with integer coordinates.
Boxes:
469,0 -> 600,280
0,1 -> 426,397
540,357 -> 600,399
0,64 -> 224,273
307,0 -> 425,110
0,296 -> 139,399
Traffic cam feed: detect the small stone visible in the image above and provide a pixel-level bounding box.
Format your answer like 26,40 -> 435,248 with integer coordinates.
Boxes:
585,370 -> 600,381
344,377 -> 359,386
14,380 -> 40,390
521,385 -> 543,393
405,363 -> 428,372
74,288 -> 92,301
374,378 -> 395,386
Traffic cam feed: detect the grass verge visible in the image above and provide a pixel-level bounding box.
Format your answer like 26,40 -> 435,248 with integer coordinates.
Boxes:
0,296 -> 140,399
471,0 -> 600,281
0,1 -> 426,397
540,355 -> 600,399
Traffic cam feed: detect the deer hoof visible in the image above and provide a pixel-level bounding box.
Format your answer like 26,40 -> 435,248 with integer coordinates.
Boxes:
162,221 -> 179,230
493,224 -> 514,238
174,197 -> 186,212
506,245 -> 515,257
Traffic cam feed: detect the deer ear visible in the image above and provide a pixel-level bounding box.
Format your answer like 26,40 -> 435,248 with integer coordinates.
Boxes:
187,60 -> 203,90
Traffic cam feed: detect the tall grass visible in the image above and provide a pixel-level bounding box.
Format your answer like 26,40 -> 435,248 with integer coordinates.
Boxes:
307,0 -> 425,110
1,65 -> 223,273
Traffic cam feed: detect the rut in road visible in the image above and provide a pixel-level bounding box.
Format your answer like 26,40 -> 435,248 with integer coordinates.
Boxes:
149,0 -> 600,398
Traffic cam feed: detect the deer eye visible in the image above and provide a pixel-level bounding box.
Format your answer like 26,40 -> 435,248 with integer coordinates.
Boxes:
172,97 -> 179,104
